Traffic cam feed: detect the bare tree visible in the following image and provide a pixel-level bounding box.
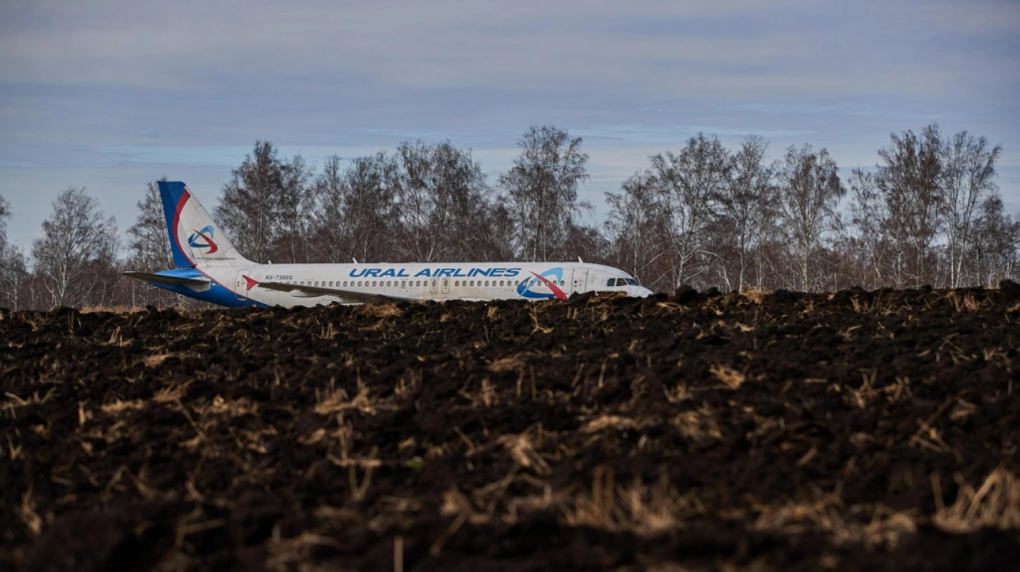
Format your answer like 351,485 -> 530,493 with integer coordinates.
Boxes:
0,193 -> 8,251
273,154 -> 315,263
32,186 -> 118,308
476,201 -> 518,262
499,125 -> 591,261
970,195 -> 1020,287
0,194 -> 29,309
940,131 -> 1003,287
0,244 -> 28,310
309,155 -> 353,264
310,153 -> 400,263
127,179 -> 173,270
650,133 -> 730,288
846,168 -> 886,288
394,140 -> 493,262
352,154 -> 400,263
124,177 -> 192,307
216,140 -> 286,263
876,125 -> 943,287
776,144 -> 844,292
605,171 -> 671,290
716,135 -> 777,291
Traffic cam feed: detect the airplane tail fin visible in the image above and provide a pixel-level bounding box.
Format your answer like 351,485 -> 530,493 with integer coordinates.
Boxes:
158,181 -> 250,268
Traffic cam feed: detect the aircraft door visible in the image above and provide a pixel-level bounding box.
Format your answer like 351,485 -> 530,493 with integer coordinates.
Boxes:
234,271 -> 246,300
571,268 -> 588,294
430,278 -> 438,295
442,278 -> 450,295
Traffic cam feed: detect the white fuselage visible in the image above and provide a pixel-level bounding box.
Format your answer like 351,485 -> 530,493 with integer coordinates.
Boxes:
201,261 -> 652,307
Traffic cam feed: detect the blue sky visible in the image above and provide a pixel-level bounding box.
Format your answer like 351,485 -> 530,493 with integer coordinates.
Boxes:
2,0 -> 1018,249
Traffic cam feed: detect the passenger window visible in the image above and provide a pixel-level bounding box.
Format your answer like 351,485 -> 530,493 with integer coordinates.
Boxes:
470,280 -> 474,286
372,281 -> 377,287
455,281 -> 459,287
387,281 -> 391,287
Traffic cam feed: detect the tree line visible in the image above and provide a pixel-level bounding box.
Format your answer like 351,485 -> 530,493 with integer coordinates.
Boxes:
1,124 -> 1017,310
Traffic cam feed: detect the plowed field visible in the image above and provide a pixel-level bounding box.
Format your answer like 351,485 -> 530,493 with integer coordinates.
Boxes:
2,285 -> 1020,572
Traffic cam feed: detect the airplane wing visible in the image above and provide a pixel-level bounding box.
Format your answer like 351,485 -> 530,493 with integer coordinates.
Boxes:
254,281 -> 415,303
122,271 -> 211,291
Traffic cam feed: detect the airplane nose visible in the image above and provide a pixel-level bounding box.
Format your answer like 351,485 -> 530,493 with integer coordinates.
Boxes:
631,286 -> 654,298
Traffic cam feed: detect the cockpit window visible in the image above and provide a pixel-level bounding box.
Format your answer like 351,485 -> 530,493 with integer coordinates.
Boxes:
607,278 -> 615,287
626,278 -> 638,286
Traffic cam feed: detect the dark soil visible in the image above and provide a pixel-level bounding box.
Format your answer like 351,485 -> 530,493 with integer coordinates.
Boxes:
2,286 -> 1019,572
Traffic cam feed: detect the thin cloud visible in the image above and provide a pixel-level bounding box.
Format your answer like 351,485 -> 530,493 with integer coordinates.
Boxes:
0,0 -> 1016,248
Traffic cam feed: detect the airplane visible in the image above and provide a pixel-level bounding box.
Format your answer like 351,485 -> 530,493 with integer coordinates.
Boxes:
122,181 -> 654,308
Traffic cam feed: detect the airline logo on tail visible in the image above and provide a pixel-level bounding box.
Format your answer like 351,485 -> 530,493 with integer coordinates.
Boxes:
188,225 -> 219,254
517,267 -> 568,300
